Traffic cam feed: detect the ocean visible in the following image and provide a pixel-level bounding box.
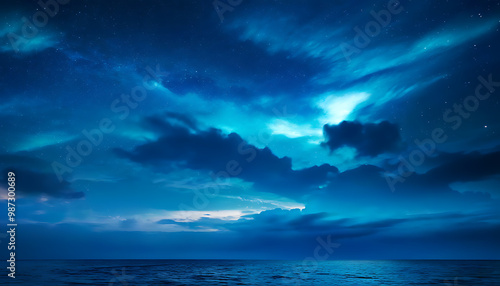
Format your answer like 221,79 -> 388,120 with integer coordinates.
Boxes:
2,260 -> 499,285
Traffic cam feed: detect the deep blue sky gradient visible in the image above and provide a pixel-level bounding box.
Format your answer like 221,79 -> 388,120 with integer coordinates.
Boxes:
0,0 -> 500,259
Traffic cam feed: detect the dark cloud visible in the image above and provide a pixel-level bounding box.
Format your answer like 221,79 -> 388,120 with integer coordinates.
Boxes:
0,154 -> 84,199
408,150 -> 500,188
13,215 -> 500,260
2,168 -> 84,199
0,154 -> 51,171
116,115 -> 338,196
168,208 -> 493,248
226,208 -> 380,238
322,121 -> 404,157
312,161 -> 497,218
157,208 -> 379,239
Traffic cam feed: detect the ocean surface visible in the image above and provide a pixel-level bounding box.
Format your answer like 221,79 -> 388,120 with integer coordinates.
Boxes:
2,260 -> 499,285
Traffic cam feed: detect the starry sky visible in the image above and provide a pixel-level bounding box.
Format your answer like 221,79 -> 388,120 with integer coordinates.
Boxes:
1,0 -> 500,260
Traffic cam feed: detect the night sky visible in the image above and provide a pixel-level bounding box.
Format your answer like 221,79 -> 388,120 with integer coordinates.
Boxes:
1,0 -> 500,260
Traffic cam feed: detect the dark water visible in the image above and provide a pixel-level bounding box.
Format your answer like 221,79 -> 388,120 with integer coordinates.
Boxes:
1,260 -> 499,285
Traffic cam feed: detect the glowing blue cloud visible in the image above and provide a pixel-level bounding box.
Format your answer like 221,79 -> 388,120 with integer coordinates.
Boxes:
0,20 -> 59,54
